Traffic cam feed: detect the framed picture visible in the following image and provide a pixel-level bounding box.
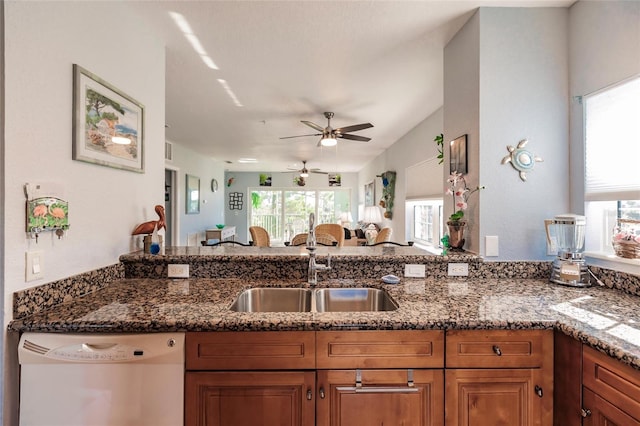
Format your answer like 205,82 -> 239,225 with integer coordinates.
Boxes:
72,64 -> 144,173
450,134 -> 468,174
186,174 -> 200,214
328,173 -> 341,187
364,181 -> 375,206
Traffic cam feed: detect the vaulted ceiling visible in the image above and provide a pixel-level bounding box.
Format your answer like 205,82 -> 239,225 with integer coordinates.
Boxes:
129,0 -> 574,174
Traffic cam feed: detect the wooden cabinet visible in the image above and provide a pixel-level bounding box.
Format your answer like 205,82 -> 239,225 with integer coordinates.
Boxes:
185,371 -> 315,426
316,369 -> 444,426
316,330 -> 445,426
316,330 -> 445,369
185,332 -> 316,426
582,345 -> 640,425
553,330 -> 582,426
445,329 -> 553,426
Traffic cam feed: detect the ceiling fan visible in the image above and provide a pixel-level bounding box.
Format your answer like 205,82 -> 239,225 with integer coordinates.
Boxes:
287,160 -> 328,177
280,112 -> 373,146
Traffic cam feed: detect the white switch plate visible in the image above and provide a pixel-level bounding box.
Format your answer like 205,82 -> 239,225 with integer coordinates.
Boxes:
485,236 -> 499,257
448,263 -> 469,277
168,264 -> 189,278
404,264 -> 425,278
26,251 -> 44,281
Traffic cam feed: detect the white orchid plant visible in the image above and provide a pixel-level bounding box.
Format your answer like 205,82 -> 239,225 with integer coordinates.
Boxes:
446,171 -> 485,223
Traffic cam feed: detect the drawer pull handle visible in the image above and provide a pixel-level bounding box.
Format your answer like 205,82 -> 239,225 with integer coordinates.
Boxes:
336,386 -> 420,394
307,389 -> 312,400
534,385 -> 543,398
581,408 -> 592,418
493,345 -> 502,356
319,388 -> 325,399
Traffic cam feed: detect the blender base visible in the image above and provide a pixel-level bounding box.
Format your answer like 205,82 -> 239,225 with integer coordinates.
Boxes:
550,259 -> 590,287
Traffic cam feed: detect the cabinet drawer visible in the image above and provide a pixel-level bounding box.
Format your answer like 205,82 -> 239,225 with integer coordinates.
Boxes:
186,331 -> 316,370
446,329 -> 551,368
583,345 -> 640,421
316,330 -> 444,369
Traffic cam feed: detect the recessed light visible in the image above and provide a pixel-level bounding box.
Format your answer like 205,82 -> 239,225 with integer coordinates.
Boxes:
238,158 -> 257,163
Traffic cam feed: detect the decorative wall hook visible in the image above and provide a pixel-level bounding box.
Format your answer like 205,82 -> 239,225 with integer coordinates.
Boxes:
501,139 -> 543,181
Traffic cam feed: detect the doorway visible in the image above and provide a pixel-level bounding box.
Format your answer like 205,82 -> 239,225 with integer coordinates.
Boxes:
164,168 -> 177,246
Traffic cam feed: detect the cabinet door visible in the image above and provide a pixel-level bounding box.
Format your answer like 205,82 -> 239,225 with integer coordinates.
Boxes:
445,369 -> 546,426
316,369 -> 444,426
185,371 -> 315,426
583,388 -> 640,426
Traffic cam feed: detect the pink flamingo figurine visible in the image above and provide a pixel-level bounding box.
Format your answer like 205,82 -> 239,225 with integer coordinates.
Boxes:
132,205 -> 166,235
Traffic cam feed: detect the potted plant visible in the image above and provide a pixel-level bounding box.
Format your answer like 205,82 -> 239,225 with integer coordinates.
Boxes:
445,171 -> 484,249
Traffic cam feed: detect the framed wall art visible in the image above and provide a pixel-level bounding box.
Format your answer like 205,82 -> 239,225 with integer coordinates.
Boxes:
450,134 -> 468,174
364,181 -> 375,206
72,64 -> 144,173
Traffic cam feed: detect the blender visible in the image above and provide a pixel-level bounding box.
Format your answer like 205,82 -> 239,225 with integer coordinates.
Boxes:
544,214 -> 590,287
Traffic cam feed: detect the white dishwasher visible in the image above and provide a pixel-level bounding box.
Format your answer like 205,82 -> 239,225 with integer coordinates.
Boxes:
18,332 -> 185,426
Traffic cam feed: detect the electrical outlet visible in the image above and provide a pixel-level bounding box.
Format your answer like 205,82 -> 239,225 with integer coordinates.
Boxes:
448,262 -> 469,277
404,264 -> 425,278
168,264 -> 189,278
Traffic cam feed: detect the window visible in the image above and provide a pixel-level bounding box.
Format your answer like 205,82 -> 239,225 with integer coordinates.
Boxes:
583,75 -> 640,258
250,188 -> 351,243
406,199 -> 443,249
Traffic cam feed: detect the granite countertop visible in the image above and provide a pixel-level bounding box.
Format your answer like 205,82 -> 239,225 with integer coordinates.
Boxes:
8,276 -> 640,369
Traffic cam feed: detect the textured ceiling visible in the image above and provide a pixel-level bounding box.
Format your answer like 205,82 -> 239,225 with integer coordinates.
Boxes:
129,0 -> 574,174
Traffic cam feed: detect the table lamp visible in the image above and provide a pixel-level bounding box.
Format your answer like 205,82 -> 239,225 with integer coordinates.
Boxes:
362,206 -> 382,245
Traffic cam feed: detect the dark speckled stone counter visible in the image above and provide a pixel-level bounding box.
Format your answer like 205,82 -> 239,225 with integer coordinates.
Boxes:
9,276 -> 640,370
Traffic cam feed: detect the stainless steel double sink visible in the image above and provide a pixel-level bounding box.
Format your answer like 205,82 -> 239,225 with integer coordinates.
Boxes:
230,287 -> 398,312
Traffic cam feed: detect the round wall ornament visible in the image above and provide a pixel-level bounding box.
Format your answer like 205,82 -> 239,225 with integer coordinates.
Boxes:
211,178 -> 218,192
501,139 -> 543,181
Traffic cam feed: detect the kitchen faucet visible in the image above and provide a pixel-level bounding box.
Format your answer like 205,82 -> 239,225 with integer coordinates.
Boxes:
306,213 -> 331,286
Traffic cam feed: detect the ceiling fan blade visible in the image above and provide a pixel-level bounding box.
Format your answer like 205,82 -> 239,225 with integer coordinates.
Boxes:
301,121 -> 325,132
279,133 -> 321,140
338,133 -> 371,142
310,170 -> 328,174
335,123 -> 373,133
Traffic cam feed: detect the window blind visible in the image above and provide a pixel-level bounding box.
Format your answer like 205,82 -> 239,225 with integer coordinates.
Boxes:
584,76 -> 640,202
405,157 -> 443,199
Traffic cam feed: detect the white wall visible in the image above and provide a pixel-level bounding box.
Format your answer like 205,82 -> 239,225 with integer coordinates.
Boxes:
224,171 -> 358,243
359,108 -> 444,243
444,8 -> 569,259
3,2 -> 165,423
443,11 -> 481,250
167,142 -> 226,245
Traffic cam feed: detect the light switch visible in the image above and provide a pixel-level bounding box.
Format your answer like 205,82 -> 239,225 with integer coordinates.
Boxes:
485,236 -> 499,257
26,251 -> 44,281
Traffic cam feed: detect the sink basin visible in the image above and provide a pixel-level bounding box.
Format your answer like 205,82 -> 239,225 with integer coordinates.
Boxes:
230,287 -> 398,312
230,288 -> 312,312
314,288 -> 398,312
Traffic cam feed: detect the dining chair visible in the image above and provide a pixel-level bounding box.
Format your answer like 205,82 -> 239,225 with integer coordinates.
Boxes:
374,227 -> 392,244
314,224 -> 345,247
249,226 -> 271,247
290,233 -> 338,246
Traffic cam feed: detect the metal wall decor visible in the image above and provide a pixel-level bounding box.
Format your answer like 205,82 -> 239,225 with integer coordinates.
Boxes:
229,192 -> 243,210
501,138 -> 543,181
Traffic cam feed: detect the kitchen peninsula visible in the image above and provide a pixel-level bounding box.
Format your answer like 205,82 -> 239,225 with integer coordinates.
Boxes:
9,246 -> 640,425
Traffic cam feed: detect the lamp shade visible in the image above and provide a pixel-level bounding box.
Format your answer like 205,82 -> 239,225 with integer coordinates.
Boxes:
362,206 -> 382,224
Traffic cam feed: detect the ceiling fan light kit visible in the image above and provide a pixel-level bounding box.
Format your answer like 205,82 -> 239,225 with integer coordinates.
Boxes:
280,111 -> 373,147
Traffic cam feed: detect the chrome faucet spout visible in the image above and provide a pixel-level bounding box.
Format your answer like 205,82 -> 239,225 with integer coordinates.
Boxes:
306,213 -> 316,248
